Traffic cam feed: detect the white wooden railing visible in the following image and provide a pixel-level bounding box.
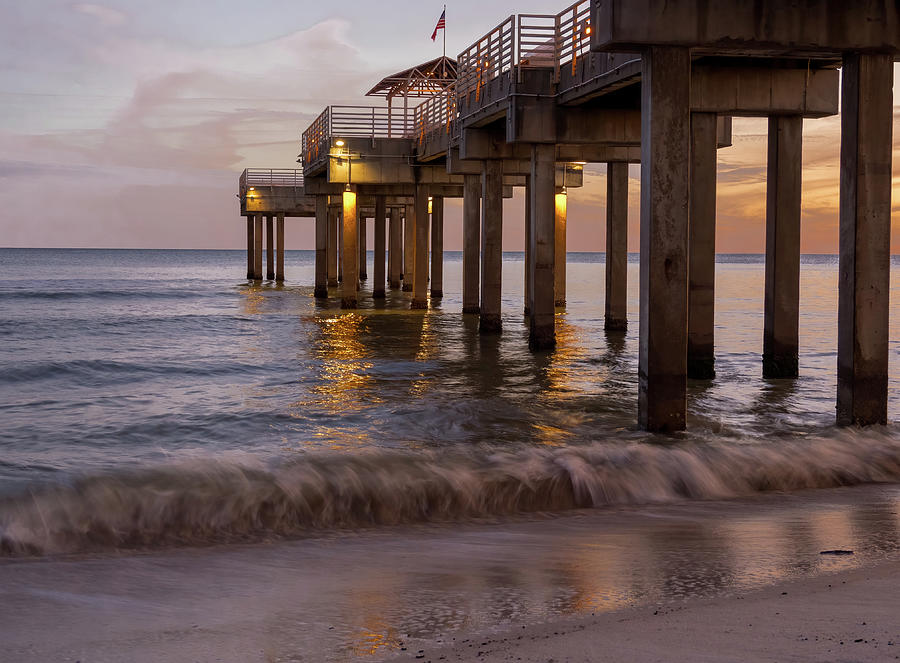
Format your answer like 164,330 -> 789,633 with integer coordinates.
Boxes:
413,88 -> 457,147
456,16 -> 516,101
240,168 -> 305,189
301,105 -> 414,167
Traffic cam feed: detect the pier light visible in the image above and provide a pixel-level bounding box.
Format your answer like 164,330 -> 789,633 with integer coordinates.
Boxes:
428,196 -> 433,214
335,139 -> 345,147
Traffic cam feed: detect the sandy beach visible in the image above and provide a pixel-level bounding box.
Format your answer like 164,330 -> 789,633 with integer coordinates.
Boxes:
392,561 -> 900,662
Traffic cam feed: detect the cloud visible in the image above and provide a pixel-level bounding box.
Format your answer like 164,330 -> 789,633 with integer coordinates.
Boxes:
72,3 -> 127,27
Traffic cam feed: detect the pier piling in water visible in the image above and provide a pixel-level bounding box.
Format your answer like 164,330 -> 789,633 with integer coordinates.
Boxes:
235,0 -> 896,432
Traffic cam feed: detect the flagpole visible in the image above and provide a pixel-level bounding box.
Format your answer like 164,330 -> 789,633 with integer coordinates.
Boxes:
442,4 -> 446,77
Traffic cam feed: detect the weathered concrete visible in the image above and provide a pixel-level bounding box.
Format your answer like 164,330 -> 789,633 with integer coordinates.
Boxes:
605,163 -> 628,332
639,47 -> 691,433
554,190 -> 567,308
480,160 -> 503,333
462,174 -> 481,314
763,115 -> 802,379
327,206 -> 339,287
246,217 -> 254,280
529,144 -> 556,350
591,0 -> 900,56
688,112 -> 718,379
430,196 -> 444,299
373,197 -> 386,299
524,179 -> 532,315
276,213 -> 285,282
402,209 -> 415,291
837,54 -> 893,427
388,207 -> 402,289
253,215 -> 263,281
411,185 -> 430,309
341,189 -> 358,309
314,197 -> 328,297
265,215 -> 275,280
358,217 -> 367,280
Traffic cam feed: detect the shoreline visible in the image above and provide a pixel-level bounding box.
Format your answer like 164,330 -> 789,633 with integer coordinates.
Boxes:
391,559 -> 900,663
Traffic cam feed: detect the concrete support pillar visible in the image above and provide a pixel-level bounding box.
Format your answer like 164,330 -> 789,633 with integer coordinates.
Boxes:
403,207 -> 415,291
529,144 -> 556,350
462,174 -> 481,314
314,197 -> 328,297
358,217 -> 367,280
341,189 -> 358,309
374,197 -> 386,299
431,196 -> 443,298
388,207 -> 402,288
763,115 -> 803,379
554,189 -> 567,308
253,215 -> 263,280
524,179 -> 532,315
276,213 -> 285,282
412,185 -> 430,309
639,47 -> 691,433
605,163 -> 628,332
327,205 -> 338,287
480,160 -> 503,333
246,217 -> 254,280
265,215 -> 275,280
837,53 -> 894,426
338,213 -> 344,283
688,112 -> 718,379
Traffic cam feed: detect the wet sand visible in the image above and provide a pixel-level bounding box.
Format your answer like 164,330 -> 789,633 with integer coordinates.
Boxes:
2,484 -> 899,662
393,562 -> 900,662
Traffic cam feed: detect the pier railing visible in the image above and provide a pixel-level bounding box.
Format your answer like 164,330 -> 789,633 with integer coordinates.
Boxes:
240,168 -> 305,189
457,16 -> 516,101
413,88 -> 457,148
517,0 -> 592,82
301,105 -> 414,170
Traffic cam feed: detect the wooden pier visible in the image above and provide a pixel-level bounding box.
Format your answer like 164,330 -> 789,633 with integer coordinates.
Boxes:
237,0 -> 898,432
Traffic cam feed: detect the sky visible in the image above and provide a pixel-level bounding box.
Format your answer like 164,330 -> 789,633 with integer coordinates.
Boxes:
0,1 -> 897,253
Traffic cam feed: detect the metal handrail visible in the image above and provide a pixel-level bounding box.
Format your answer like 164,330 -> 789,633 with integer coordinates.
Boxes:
300,105 -> 414,168
241,168 -> 305,188
457,15 -> 515,100
413,87 -> 457,146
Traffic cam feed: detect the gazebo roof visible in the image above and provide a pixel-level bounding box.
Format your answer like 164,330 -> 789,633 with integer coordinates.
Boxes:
365,56 -> 457,98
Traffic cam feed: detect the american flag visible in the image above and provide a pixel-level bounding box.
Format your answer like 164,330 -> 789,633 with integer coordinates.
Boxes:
431,9 -> 446,41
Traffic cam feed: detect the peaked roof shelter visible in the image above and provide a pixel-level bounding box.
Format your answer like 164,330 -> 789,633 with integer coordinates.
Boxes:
366,56 -> 457,137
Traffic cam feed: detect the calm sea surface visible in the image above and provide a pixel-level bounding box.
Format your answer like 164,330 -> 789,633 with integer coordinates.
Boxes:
1,248 -> 900,555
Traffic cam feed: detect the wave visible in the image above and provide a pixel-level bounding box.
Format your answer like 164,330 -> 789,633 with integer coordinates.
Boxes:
2,430 -> 900,556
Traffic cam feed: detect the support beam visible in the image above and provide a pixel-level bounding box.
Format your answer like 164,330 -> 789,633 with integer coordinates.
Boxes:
341,189 -> 358,309
639,47 -> 691,433
265,215 -> 275,280
462,174 -> 481,314
253,215 -> 263,281
276,213 -> 285,282
388,207 -> 402,288
430,196 -> 444,298
605,163 -> 628,332
338,210 -> 344,284
358,217 -> 367,280
837,53 -> 893,427
554,190 -> 567,308
374,197 -> 386,299
688,112 -> 718,379
315,198 -> 328,297
246,217 -> 254,280
524,179 -> 532,315
403,206 -> 415,291
411,185 -> 430,309
529,144 -> 556,349
763,115 -> 802,379
480,160 -> 503,333
327,206 -> 338,287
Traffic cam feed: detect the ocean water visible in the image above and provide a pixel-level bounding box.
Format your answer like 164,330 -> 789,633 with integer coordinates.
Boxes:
1,248 -> 900,556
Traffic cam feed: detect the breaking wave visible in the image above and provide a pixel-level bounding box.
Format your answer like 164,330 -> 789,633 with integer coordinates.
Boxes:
2,430 -> 900,556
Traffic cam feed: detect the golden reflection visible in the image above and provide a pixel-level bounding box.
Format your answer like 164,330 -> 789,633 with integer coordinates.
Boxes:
237,283 -> 266,317
409,309 -> 439,398
289,313 -> 374,442
541,314 -> 588,400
